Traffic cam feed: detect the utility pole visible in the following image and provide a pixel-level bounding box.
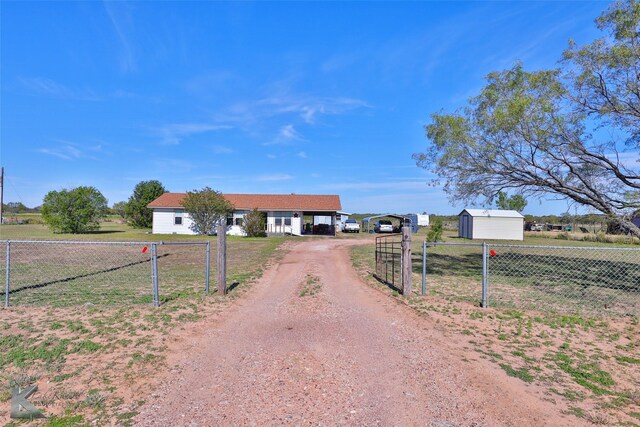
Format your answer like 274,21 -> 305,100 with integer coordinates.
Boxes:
0,167 -> 4,224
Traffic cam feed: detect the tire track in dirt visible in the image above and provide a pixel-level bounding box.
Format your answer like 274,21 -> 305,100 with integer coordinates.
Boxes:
135,238 -> 583,426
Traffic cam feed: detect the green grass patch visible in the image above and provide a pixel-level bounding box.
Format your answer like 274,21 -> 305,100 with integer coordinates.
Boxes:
552,352 -> 614,395
615,355 -> 640,364
299,275 -> 322,297
499,363 -> 535,383
43,414 -> 88,427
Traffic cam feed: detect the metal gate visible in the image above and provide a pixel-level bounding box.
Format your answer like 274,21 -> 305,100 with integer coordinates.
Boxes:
375,234 -> 403,291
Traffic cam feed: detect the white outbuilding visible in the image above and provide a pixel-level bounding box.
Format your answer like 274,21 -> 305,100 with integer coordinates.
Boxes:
458,209 -> 525,241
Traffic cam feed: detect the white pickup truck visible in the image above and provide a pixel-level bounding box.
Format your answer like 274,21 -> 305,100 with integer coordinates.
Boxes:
342,219 -> 361,233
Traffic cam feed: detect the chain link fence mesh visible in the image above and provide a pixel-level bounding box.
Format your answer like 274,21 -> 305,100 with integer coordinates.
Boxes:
423,242 -> 640,316
488,244 -> 640,316
0,240 -> 211,307
156,242 -> 212,303
423,243 -> 483,303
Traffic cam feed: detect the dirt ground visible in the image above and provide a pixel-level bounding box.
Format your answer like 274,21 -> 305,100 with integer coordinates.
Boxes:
135,238 -> 583,426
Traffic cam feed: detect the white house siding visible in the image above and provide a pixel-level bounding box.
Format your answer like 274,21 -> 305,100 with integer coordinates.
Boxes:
152,209 -> 195,235
471,217 -> 523,240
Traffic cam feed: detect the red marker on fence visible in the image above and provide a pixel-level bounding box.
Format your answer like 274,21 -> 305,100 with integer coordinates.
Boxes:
490,250 -> 497,257
142,246 -> 148,253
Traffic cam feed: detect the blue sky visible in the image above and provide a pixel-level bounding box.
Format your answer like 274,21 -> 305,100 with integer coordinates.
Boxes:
1,1 -> 610,215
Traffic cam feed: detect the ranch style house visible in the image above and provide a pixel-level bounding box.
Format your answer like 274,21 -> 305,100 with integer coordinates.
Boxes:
148,193 -> 342,236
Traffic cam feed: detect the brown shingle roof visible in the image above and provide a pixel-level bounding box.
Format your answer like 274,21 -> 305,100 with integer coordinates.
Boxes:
148,193 -> 342,211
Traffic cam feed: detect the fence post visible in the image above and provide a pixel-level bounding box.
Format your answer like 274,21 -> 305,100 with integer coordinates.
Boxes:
205,240 -> 211,295
217,225 -> 227,295
422,240 -> 427,296
402,226 -> 412,297
481,241 -> 488,308
5,241 -> 10,308
151,243 -> 159,307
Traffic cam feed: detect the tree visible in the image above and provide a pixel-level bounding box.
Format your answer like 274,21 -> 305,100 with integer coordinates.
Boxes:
426,217 -> 443,242
495,192 -> 528,212
4,202 -> 28,214
112,201 -> 127,218
413,0 -> 640,237
241,208 -> 266,237
124,180 -> 166,228
41,186 -> 108,233
182,187 -> 233,235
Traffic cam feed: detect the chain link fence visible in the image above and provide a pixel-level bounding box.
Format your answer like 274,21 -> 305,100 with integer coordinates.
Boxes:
0,240 -> 213,307
421,242 -> 640,316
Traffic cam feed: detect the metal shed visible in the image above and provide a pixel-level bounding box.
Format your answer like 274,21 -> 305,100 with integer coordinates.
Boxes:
458,209 -> 524,241
362,214 -> 418,233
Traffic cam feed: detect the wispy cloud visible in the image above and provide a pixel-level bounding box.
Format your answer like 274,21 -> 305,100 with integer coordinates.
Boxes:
257,173 -> 293,182
215,93 -> 370,126
211,144 -> 234,154
19,77 -> 100,101
321,180 -> 431,191
153,123 -> 232,145
36,140 -> 102,161
264,124 -> 306,146
297,151 -> 308,159
104,1 -> 136,72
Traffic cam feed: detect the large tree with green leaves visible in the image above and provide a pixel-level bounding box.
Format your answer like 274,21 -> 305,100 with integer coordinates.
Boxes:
496,192 -> 528,212
182,187 -> 234,235
414,0 -> 640,237
41,186 -> 108,233
124,180 -> 166,228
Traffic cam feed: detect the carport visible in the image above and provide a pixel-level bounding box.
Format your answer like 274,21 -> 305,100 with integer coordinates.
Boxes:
362,214 -> 417,233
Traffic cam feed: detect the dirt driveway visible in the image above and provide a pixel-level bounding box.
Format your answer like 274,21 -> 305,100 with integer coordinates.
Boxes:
135,238 -> 582,426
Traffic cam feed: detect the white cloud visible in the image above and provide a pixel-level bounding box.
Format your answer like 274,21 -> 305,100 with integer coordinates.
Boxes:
297,151 -> 308,159
19,77 -> 100,101
257,173 -> 293,182
36,140 -> 101,161
266,154 -> 277,159
104,1 -> 136,72
321,180 -> 432,191
214,93 -> 370,127
211,145 -> 233,154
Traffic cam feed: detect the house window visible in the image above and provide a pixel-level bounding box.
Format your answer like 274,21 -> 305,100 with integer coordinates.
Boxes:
174,210 -> 184,225
226,216 -> 233,226
275,212 -> 292,226
235,217 -> 243,226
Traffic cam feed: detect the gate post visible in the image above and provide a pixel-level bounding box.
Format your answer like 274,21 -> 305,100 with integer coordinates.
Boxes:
421,240 -> 427,296
401,226 -> 412,297
481,241 -> 488,308
205,240 -> 211,295
151,243 -> 159,307
5,241 -> 10,308
217,225 -> 227,295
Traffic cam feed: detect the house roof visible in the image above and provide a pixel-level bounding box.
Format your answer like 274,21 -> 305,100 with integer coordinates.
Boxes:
148,193 -> 342,212
459,209 -> 524,219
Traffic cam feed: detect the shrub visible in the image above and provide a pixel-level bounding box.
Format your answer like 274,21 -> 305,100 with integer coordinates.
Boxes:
41,187 -> 107,233
427,217 -> 444,242
183,187 -> 233,235
242,208 -> 266,237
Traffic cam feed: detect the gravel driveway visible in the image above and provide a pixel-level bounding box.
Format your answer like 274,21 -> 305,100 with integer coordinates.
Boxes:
135,238 -> 581,426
